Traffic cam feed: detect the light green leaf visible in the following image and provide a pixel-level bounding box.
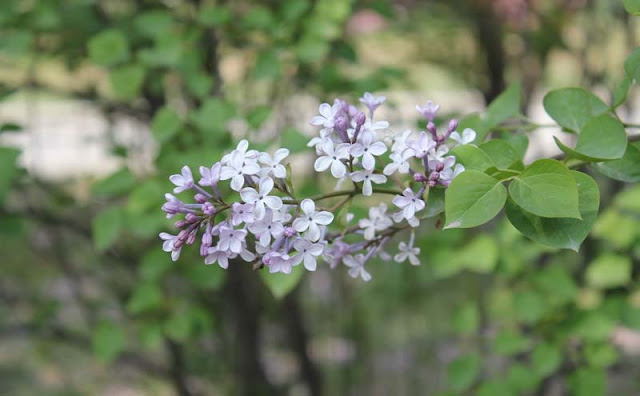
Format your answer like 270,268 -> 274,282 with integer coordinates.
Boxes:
569,368 -> 606,396
197,5 -> 232,27
593,142 -> 640,182
476,381 -> 514,396
139,249 -> 173,281
134,10 -> 174,38
506,171 -> 599,251
625,0 -> 640,15
164,310 -> 193,342
625,47 -> 640,82
508,159 -> 581,219
92,206 -> 124,251
109,64 -> 145,100
0,147 -> 20,203
531,343 -> 562,378
453,302 -> 479,335
584,342 -> 618,368
447,353 -> 480,392
254,50 -> 282,80
450,144 -> 494,172
152,107 -> 182,144
554,115 -> 627,161
92,320 -> 126,363
485,83 -> 521,128
457,235 -> 498,273
92,168 -> 136,197
586,254 -> 631,289
190,98 -> 235,134
506,363 -> 539,393
542,88 -> 609,132
591,209 -> 637,249
514,291 -> 546,324
494,330 -> 531,356
88,29 -> 129,67
425,187 -> 445,217
613,76 -> 632,108
572,312 -> 615,342
260,266 -> 304,299
533,266 -> 578,303
445,170 -> 507,228
479,139 -> 521,169
127,282 -> 163,314
247,106 -> 272,129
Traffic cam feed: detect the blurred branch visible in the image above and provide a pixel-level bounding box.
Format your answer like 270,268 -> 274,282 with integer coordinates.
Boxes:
166,339 -> 195,396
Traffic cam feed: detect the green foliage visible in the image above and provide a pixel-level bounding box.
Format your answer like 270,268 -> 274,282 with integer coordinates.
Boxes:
444,170 -> 507,228
447,353 -> 480,392
92,320 -> 126,364
542,88 -> 609,132
625,0 -> 640,15
110,64 -> 146,100
87,29 -> 130,67
586,254 -> 632,289
0,147 -> 20,203
554,115 -> 627,161
92,206 -> 125,251
151,107 -> 183,144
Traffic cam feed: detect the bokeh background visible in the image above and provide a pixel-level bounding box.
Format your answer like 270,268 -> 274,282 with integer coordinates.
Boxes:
2,1 -> 640,395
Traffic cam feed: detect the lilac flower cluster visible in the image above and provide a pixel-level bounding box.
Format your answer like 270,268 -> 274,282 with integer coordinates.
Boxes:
160,93 -> 475,281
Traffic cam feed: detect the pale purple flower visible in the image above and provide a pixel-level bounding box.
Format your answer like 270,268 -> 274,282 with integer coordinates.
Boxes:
407,131 -> 436,158
310,102 -> 340,129
205,247 -> 232,269
220,151 -> 261,191
159,232 -> 183,261
293,239 -> 324,271
393,188 -> 426,220
390,129 -> 413,153
231,202 -> 255,226
198,162 -> 221,187
248,209 -> 284,246
350,170 -> 387,196
343,254 -> 372,282
240,177 -> 283,220
263,251 -> 298,274
416,100 -> 440,121
221,139 -> 259,164
428,155 -> 456,172
259,148 -> 289,179
358,203 -> 393,240
440,163 -> 465,186
292,199 -> 334,242
383,150 -> 412,176
217,225 -> 247,254
359,92 -> 386,114
324,239 -> 350,269
449,128 -> 476,145
428,145 -> 450,162
314,139 -> 350,178
169,165 -> 194,194
162,193 -> 184,218
349,131 -> 387,171
394,232 -> 420,265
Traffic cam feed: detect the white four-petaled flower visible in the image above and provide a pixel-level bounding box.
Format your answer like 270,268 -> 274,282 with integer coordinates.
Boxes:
393,188 -> 426,220
358,203 -> 393,240
394,232 -> 420,266
240,177 -> 283,220
343,254 -> 372,282
169,165 -> 194,194
350,170 -> 387,196
314,139 -> 350,178
259,148 -> 289,179
350,131 -> 387,171
407,131 -> 436,158
293,239 -> 324,271
292,199 -> 334,242
449,128 -> 476,146
310,102 -> 340,129
220,151 -> 261,191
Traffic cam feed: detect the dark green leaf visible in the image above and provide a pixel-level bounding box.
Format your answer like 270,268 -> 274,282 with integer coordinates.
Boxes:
450,144 -> 494,172
92,168 -> 136,197
593,142 -> 640,182
485,83 -> 521,128
110,64 -> 145,100
479,139 -> 521,169
554,115 -> 627,161
0,147 -> 20,203
569,368 -> 605,396
445,170 -> 507,228
542,88 -> 609,132
531,343 -> 562,378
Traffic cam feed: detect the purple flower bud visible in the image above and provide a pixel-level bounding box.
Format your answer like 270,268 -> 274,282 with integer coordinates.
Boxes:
186,232 -> 197,245
447,119 -> 458,134
202,232 -> 212,247
177,229 -> 189,242
428,180 -> 437,188
335,115 -> 348,133
416,100 -> 440,121
200,243 -> 209,257
185,213 -> 200,223
413,173 -> 427,182
355,111 -> 366,126
435,163 -> 445,172
174,220 -> 187,229
283,226 -> 296,238
430,171 -> 440,181
427,122 -> 438,140
194,193 -> 208,204
202,202 -> 216,216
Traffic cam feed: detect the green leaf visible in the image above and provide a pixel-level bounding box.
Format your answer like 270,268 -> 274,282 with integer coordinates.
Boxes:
506,363 -> 539,393
593,142 -> 640,183
0,147 -> 20,203
88,29 -> 130,67
253,50 -> 282,80
281,128 -> 309,154
444,170 -> 507,228
458,113 -> 490,143
139,249 -> 173,281
569,368 -> 605,396
586,254 -> 631,289
447,353 -> 480,392
450,145 -> 494,172
476,381 -> 514,396
508,159 -> 581,219
260,266 -> 304,299
197,5 -> 232,27
190,98 -> 235,134
92,168 -> 136,197
185,264 -> 226,290
572,312 -> 615,342
533,266 -> 578,303
625,47 -> 640,82
110,64 -> 145,100
485,83 -> 521,128
453,302 -> 479,335
92,206 -> 124,251
425,187 -> 445,217
584,342 -> 618,368
494,330 -> 531,356
505,171 -> 599,251
184,72 -> 214,99
134,10 -> 174,38
164,310 -> 193,342
500,133 -> 529,159
591,209 -> 637,249
624,0 -> 640,15
514,291 -> 546,324
554,115 -> 627,161
92,320 -> 126,363
127,282 -> 163,314
531,343 -> 562,378
542,88 -> 608,132
247,106 -> 272,129
479,140 -> 521,169
152,107 -> 182,144
613,76 -> 632,108
457,235 -> 498,273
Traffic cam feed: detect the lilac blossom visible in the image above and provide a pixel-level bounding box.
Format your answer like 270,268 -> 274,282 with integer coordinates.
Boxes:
394,232 -> 420,266
231,202 -> 255,226
240,177 -> 283,220
259,148 -> 289,179
416,100 -> 440,121
248,209 -> 284,246
358,204 -> 393,240
220,151 -> 261,191
314,139 -> 350,178
449,128 -> 477,146
310,102 -> 340,130
343,254 -> 372,282
350,170 -> 387,196
198,162 -> 221,187
407,131 -> 436,158
349,131 -> 387,171
159,232 -> 183,261
359,92 -> 386,115
292,199 -> 334,242
293,239 -> 324,271
217,225 -> 247,254
393,188 -> 426,220
169,166 -> 194,194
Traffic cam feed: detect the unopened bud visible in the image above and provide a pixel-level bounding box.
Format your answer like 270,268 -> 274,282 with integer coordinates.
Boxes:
355,111 -> 366,126
186,232 -> 197,245
177,229 -> 189,242
283,226 -> 297,238
447,119 -> 458,134
202,232 -> 212,246
335,115 -> 348,132
174,220 -> 187,229
430,171 -> 440,181
186,213 -> 200,223
194,193 -> 208,204
413,173 -> 427,182
202,202 -> 216,216
435,163 -> 445,172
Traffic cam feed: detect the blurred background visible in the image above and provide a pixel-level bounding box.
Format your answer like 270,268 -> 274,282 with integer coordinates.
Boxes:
1,0 -> 640,395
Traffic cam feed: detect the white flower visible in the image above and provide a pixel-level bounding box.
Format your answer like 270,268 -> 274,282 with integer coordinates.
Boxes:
350,170 -> 387,196
440,163 -> 465,185
394,232 -> 420,266
428,155 -> 456,172
220,151 -> 261,191
221,139 -> 259,164
449,128 -> 476,145
383,150 -> 412,176
169,165 -> 194,194
263,251 -> 298,274
343,254 -> 372,282
240,177 -> 283,220
392,188 -> 426,220
349,131 -> 387,171
427,145 -> 449,162
259,148 -> 289,179
159,232 -> 182,261
416,100 -> 440,121
293,239 -> 324,271
205,247 -> 232,269
358,203 -> 393,240
407,131 -> 436,158
292,199 -> 334,242
310,102 -> 340,129
314,139 -> 350,178
359,92 -> 386,112
217,225 -> 247,254
198,162 -> 221,187
231,202 -> 255,226
390,129 -> 413,153
248,209 -> 284,246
